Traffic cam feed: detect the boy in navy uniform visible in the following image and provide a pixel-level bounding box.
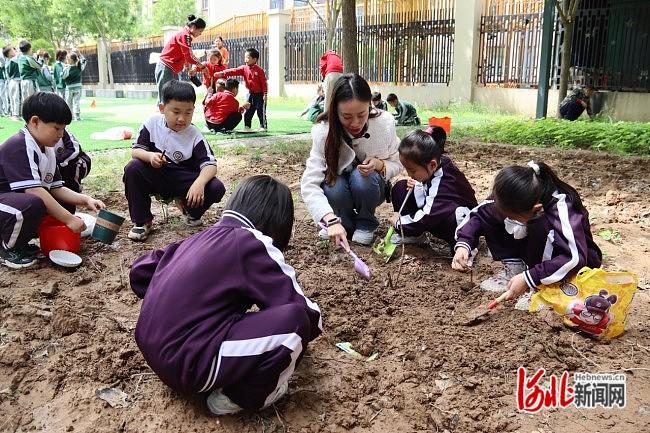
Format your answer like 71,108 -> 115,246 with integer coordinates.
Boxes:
0,92 -> 104,268
217,48 -> 268,132
17,40 -> 43,103
123,80 -> 225,241
130,175 -> 322,415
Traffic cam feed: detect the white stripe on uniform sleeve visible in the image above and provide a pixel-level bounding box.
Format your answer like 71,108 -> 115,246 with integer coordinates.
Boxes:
0,203 -> 24,249
540,192 -> 579,285
454,199 -> 494,241
244,228 -> 323,331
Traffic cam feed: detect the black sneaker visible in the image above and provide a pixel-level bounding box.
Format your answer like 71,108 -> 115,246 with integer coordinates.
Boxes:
22,243 -> 42,258
0,247 -> 38,269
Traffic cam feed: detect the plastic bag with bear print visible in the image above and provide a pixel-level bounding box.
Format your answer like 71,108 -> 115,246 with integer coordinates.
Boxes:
529,267 -> 638,339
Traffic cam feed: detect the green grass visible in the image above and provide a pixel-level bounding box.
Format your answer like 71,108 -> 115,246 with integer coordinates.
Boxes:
0,96 -> 313,152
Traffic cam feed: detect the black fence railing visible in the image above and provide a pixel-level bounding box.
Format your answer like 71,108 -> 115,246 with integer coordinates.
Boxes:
81,53 -> 100,84
478,0 -> 650,92
111,47 -> 162,83
286,18 -> 455,84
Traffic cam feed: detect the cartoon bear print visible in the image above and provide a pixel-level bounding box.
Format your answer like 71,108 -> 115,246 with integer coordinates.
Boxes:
565,289 -> 617,336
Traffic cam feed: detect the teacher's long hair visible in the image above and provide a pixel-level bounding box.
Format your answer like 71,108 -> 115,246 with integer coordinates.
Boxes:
317,74 -> 379,185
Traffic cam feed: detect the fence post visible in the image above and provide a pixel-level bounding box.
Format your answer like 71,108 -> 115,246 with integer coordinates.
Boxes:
267,8 -> 291,97
536,0 -> 555,119
450,0 -> 483,103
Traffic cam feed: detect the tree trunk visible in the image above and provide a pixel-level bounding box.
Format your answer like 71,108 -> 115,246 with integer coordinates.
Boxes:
341,0 -> 358,74
325,1 -> 341,51
558,15 -> 574,105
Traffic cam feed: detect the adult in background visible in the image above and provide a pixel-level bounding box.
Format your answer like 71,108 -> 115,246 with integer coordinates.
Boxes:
214,36 -> 229,66
559,85 -> 595,121
155,14 -> 208,104
319,49 -> 343,110
301,74 -> 402,247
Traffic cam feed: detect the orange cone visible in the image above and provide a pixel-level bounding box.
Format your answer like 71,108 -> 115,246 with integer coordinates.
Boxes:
90,99 -> 96,109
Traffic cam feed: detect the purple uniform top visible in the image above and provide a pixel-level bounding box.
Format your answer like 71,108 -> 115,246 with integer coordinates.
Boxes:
0,128 -> 63,193
130,210 -> 323,395
397,155 -> 477,235
133,114 -> 216,171
53,130 -> 84,167
455,192 -> 602,289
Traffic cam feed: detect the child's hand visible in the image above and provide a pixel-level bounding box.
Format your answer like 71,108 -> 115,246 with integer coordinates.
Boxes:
503,273 -> 529,301
186,182 -> 205,208
406,177 -> 418,189
66,215 -> 86,234
84,196 -> 105,211
388,212 -> 400,228
149,152 -> 165,169
451,248 -> 470,271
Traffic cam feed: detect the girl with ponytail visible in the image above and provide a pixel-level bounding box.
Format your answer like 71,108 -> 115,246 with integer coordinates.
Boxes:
453,161 -> 602,309
387,126 -> 477,247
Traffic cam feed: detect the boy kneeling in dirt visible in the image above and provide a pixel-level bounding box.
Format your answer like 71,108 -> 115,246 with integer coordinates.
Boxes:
122,80 -> 225,241
130,175 -> 322,415
0,92 -> 104,268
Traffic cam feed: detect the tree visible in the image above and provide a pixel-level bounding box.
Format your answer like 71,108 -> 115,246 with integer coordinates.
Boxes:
0,0 -> 82,48
151,0 -> 197,35
340,0 -> 358,74
555,0 -> 582,106
297,0 -> 342,50
60,0 -> 140,86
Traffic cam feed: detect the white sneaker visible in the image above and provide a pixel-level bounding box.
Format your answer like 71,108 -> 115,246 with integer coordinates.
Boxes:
352,229 -> 375,246
262,381 -> 289,409
128,223 -> 153,241
479,260 -> 527,293
318,227 -> 329,240
206,389 -> 243,416
241,126 -> 253,133
389,232 -> 427,245
259,127 -> 267,132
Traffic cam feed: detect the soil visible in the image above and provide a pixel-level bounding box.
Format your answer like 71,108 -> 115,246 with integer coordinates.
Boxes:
1,139 -> 649,433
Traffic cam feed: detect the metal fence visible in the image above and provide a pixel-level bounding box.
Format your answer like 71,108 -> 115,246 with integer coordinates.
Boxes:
81,53 -> 100,84
285,18 -> 454,84
478,0 -> 650,91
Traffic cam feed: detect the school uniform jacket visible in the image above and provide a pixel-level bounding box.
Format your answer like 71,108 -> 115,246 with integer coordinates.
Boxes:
132,114 -> 216,171
0,128 -> 63,193
53,61 -> 66,89
204,90 -> 241,124
62,58 -> 86,89
396,155 -> 477,236
160,27 -> 202,74
130,210 -> 323,395
319,51 -> 343,79
54,130 -> 86,167
222,64 -> 268,95
5,58 -> 20,80
394,101 -> 418,124
18,54 -> 43,81
455,193 -> 602,289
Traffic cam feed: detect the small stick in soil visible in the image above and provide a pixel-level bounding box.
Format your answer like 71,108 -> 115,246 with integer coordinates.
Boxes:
273,404 -> 286,431
393,223 -> 407,287
570,333 -> 602,369
369,408 -> 383,422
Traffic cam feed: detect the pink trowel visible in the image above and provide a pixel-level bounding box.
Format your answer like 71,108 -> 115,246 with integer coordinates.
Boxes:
341,242 -> 372,280
320,222 -> 371,279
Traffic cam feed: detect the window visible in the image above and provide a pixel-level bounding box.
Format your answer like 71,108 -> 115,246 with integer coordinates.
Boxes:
202,0 -> 208,11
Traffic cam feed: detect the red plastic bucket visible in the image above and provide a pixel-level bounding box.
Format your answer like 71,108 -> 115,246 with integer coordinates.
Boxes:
428,116 -> 452,134
38,215 -> 81,255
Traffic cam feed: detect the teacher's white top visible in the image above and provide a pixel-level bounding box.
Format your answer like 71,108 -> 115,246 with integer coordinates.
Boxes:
300,110 -> 402,224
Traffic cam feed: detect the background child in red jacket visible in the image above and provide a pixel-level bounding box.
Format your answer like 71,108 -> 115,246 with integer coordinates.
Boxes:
319,50 -> 343,109
201,49 -> 226,94
204,78 -> 250,133
217,48 -> 268,132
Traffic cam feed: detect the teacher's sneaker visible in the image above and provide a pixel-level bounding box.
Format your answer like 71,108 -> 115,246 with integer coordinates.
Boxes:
206,389 -> 243,416
241,126 -> 253,133
0,247 -> 37,269
318,227 -> 329,240
389,232 -> 427,245
128,223 -> 153,241
479,259 -> 527,293
185,215 -> 203,227
352,229 -> 375,246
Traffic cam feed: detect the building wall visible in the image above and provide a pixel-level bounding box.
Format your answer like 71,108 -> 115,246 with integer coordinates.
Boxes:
197,0 -> 271,26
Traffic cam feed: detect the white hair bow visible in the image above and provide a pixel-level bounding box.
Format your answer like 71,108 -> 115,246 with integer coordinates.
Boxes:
527,160 -> 540,175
